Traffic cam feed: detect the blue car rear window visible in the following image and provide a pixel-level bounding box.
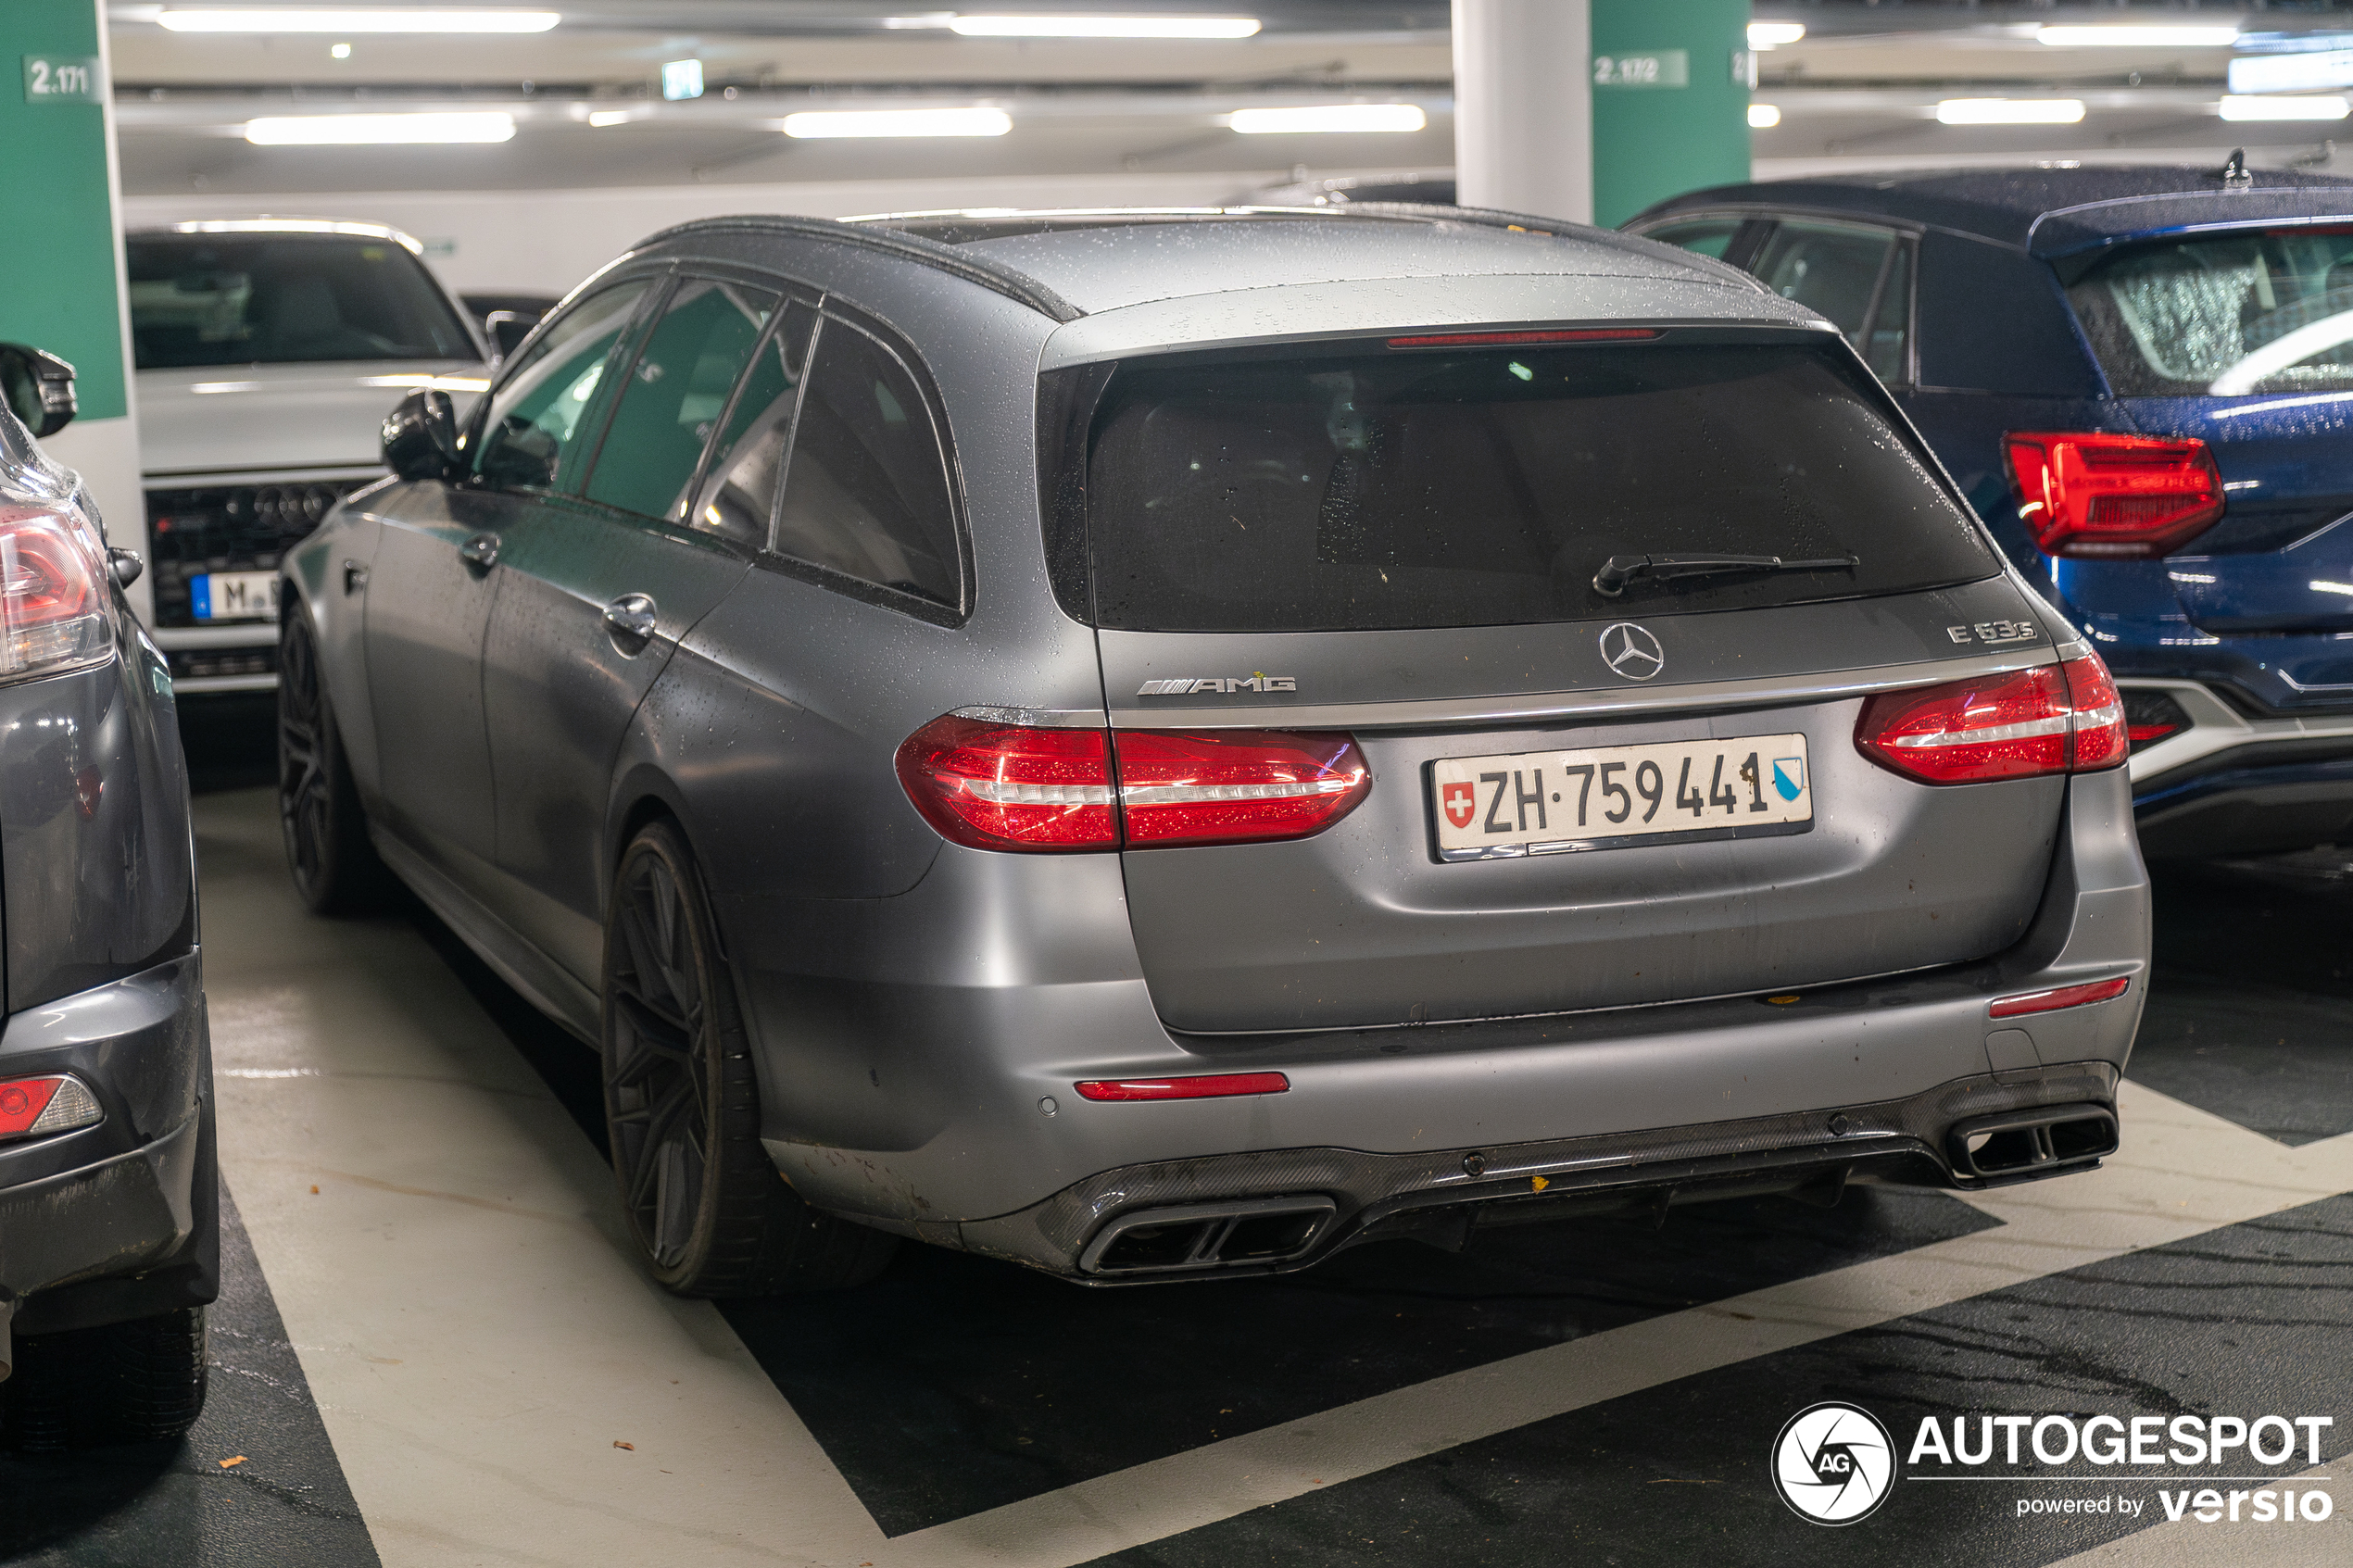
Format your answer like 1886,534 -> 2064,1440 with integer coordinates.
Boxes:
2068,229 -> 2353,397
1075,338 -> 1994,633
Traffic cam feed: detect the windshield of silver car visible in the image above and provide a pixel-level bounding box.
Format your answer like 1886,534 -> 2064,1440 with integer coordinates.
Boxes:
127,233 -> 480,370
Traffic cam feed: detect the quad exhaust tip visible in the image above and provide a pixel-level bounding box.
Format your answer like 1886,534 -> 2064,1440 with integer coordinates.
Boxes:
1079,1195 -> 1337,1276
1948,1101 -> 2119,1180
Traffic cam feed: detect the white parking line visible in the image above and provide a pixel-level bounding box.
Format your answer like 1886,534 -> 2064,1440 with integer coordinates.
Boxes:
199,792 -> 887,1567
195,786 -> 2353,1568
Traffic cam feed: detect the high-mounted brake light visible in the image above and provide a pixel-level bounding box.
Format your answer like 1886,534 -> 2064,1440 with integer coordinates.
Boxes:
1385,328 -> 1660,349
1073,1073 -> 1290,1102
2003,431 -> 2224,558
1856,653 -> 2126,784
0,508 -> 113,683
1988,975 -> 2131,1019
895,716 -> 1369,852
0,1074 -> 102,1142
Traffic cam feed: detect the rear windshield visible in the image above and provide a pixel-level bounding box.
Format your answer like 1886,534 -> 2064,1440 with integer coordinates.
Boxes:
127,233 -> 479,370
2068,229 -> 2353,396
1076,337 -> 1992,633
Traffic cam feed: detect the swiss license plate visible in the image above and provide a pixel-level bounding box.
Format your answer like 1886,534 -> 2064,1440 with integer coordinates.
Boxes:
1430,734 -> 1813,860
189,571 -> 278,622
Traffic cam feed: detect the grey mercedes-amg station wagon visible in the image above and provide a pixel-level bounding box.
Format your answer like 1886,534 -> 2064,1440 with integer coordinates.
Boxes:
280,206 -> 2150,1292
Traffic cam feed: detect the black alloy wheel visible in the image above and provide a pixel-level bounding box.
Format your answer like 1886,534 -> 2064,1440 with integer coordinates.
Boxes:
277,603 -> 386,914
601,821 -> 895,1295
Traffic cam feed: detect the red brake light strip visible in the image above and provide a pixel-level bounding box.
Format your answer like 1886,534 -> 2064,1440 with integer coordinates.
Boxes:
1987,975 -> 2132,1020
1073,1073 -> 1290,1102
1386,328 -> 1660,349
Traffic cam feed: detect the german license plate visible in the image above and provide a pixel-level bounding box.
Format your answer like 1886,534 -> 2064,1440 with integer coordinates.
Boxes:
1430,734 -> 1813,860
189,571 -> 278,622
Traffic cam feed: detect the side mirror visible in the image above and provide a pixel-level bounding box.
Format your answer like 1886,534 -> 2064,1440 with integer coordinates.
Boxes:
382,388 -> 459,481
482,310 -> 537,361
0,344 -> 77,438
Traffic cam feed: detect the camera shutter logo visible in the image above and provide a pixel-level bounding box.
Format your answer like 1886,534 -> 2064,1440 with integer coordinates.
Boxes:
1771,1402 -> 1896,1525
1598,622 -> 1665,681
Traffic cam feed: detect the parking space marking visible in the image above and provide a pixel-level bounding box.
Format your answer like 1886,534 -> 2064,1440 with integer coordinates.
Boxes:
198,794 -> 888,1568
877,1094 -> 2353,1567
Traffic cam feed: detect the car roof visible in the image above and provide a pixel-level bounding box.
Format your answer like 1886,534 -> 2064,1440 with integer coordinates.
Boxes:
126,218 -> 431,254
1639,164 -> 2353,257
834,205 -> 1763,316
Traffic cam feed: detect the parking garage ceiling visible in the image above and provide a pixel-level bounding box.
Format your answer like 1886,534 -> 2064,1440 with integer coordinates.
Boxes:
102,1 -> 2353,195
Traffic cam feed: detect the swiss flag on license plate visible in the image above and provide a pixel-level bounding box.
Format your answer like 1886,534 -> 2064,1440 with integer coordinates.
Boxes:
1441,781 -> 1476,830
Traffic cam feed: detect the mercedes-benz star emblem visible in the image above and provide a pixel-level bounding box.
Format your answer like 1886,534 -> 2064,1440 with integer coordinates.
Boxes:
1599,621 -> 1665,682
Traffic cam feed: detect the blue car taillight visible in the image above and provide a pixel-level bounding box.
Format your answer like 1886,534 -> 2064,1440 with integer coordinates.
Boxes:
2003,431 -> 2225,558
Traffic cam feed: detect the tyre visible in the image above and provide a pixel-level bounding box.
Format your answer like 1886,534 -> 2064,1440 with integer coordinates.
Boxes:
1,1307 -> 208,1451
602,820 -> 897,1296
278,600 -> 390,914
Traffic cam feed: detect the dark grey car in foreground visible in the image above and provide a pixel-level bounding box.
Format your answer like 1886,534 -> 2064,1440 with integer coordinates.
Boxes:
281,207 -> 2151,1291
0,354 -> 213,1445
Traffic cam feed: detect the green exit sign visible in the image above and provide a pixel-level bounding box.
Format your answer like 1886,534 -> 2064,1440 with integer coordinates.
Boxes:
1592,50 -> 1690,89
23,56 -> 102,106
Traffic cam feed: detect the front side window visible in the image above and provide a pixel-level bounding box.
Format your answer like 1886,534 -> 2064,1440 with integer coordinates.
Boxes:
470,281 -> 651,493
1753,220 -> 1912,381
127,233 -> 479,369
1078,339 -> 1992,633
771,318 -> 962,609
2068,229 -> 2353,396
584,277 -> 779,521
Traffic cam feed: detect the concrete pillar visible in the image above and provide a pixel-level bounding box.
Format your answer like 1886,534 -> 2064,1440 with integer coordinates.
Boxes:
1452,0 -> 1593,224
0,1 -> 148,623
1452,0 -> 1755,232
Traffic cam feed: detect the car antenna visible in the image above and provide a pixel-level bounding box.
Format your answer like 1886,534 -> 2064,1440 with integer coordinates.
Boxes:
2221,147 -> 2254,187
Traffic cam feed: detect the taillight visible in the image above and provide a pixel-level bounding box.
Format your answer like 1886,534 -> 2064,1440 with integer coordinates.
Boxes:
1114,729 -> 1369,848
2003,431 -> 2224,558
0,1074 -> 102,1143
0,508 -> 112,682
894,715 -> 1117,852
1856,654 -> 2127,784
895,716 -> 1369,852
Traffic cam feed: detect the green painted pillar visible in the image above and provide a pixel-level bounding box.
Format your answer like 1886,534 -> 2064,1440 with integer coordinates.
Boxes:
0,1 -> 146,620
1589,0 -> 1755,229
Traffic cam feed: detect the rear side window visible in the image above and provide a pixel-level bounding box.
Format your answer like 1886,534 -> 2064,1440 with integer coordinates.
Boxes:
1639,218 -> 1744,260
693,298 -> 820,549
1077,339 -> 1992,633
2068,229 -> 2353,396
771,317 -> 962,610
584,277 -> 778,521
1753,219 -> 1913,382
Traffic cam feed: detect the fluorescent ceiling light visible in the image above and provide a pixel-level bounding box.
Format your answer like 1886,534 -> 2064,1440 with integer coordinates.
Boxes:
1228,104 -> 1426,134
2231,51 -> 2353,95
2034,26 -> 2238,47
1747,23 -> 1805,50
781,107 -> 1012,138
586,108 -> 640,128
661,59 -> 703,101
1936,98 -> 2086,126
159,9 -> 560,32
1748,103 -> 1781,130
245,112 -> 517,144
947,14 -> 1259,38
2221,94 -> 2351,121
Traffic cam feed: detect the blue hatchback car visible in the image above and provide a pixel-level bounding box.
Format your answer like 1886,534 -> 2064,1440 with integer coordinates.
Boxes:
1628,164 -> 2353,858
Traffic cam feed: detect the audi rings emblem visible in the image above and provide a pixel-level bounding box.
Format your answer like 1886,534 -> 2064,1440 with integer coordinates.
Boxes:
1599,622 -> 1665,682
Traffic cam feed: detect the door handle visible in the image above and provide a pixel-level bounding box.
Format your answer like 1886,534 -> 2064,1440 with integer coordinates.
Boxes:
459,532 -> 500,573
602,592 -> 658,647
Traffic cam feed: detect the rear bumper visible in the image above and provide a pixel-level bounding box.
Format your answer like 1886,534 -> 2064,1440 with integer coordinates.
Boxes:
962,1060 -> 2120,1282
760,770 -> 2150,1264
2121,679 -> 2353,857
0,954 -> 218,1336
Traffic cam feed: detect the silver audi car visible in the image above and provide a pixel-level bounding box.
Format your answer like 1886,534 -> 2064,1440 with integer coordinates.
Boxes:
279,206 -> 2150,1293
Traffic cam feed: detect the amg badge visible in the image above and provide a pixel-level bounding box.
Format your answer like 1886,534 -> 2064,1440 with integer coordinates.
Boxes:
1138,675 -> 1298,696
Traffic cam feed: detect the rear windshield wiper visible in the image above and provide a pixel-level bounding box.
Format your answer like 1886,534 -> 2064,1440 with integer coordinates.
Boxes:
1592,552 -> 1859,597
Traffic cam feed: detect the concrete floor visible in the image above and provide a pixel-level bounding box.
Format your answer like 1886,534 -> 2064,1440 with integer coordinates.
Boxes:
3,719 -> 2348,1564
